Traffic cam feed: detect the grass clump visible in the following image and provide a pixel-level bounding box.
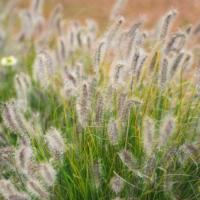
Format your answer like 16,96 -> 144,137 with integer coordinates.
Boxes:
0,0 -> 200,199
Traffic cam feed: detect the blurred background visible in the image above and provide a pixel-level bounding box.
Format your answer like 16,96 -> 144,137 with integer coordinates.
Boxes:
3,0 -> 199,30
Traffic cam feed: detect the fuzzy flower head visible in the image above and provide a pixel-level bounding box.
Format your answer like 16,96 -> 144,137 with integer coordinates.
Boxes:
110,176 -> 124,194
1,56 -> 17,66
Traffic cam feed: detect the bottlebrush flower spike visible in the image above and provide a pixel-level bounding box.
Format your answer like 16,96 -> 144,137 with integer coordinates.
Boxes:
163,173 -> 175,200
144,155 -> 156,182
159,57 -> 168,89
48,3 -> 62,28
45,127 -> 65,160
169,51 -> 184,79
19,134 -> 31,147
93,159 -> 102,189
162,144 -> 177,165
118,99 -> 133,125
143,116 -> 155,156
0,180 -> 16,199
15,145 -> 33,173
129,48 -> 140,92
182,53 -> 193,72
110,61 -> 126,88
118,150 -> 138,171
93,39 -> 105,74
117,91 -> 128,114
39,163 -> 56,186
108,118 -> 119,145
178,143 -> 199,164
127,17 -> 145,38
14,73 -> 31,104
2,102 -> 16,133
105,83 -> 115,110
164,32 -> 186,55
76,83 -> 89,127
0,147 -> 14,169
0,131 -> 10,145
57,37 -> 66,63
27,179 -> 48,199
160,9 -> 177,40
135,50 -> 148,84
7,193 -> 30,200
158,116 -> 176,149
2,99 -> 25,134
61,72 -> 77,99
94,89 -> 104,126
104,15 -> 125,52
33,50 -> 54,87
110,176 -> 124,194
87,78 -> 96,107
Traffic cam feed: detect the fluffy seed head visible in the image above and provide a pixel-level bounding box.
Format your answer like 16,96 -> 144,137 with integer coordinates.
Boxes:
178,143 -> 199,164
39,163 -> 56,186
93,159 -> 102,189
162,144 -> 177,165
0,180 -> 16,198
163,173 -> 174,199
169,52 -> 184,79
93,39 -> 105,74
158,116 -> 176,149
105,83 -> 115,110
110,61 -> 126,88
108,118 -> 119,145
144,155 -> 156,182
45,127 -> 65,160
118,150 -> 138,171
110,176 -> 124,194
61,72 -> 77,99
27,179 -> 48,199
14,73 -> 31,102
33,50 -> 54,87
2,102 -> 16,132
164,32 -> 186,55
76,83 -> 89,127
117,91 -> 128,114
15,145 -> 33,173
8,193 -> 30,200
127,17 -> 145,37
57,37 -> 66,63
159,57 -> 168,89
2,99 -> 25,134
104,15 -> 125,52
135,50 -> 148,84
118,99 -> 133,125
160,9 -> 177,40
94,89 -> 104,126
143,116 -> 155,156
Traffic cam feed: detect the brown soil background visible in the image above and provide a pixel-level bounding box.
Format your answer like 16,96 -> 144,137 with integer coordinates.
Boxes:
11,0 -> 200,30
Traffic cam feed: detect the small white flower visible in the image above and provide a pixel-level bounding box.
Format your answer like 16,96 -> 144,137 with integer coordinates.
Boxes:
1,56 -> 17,66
